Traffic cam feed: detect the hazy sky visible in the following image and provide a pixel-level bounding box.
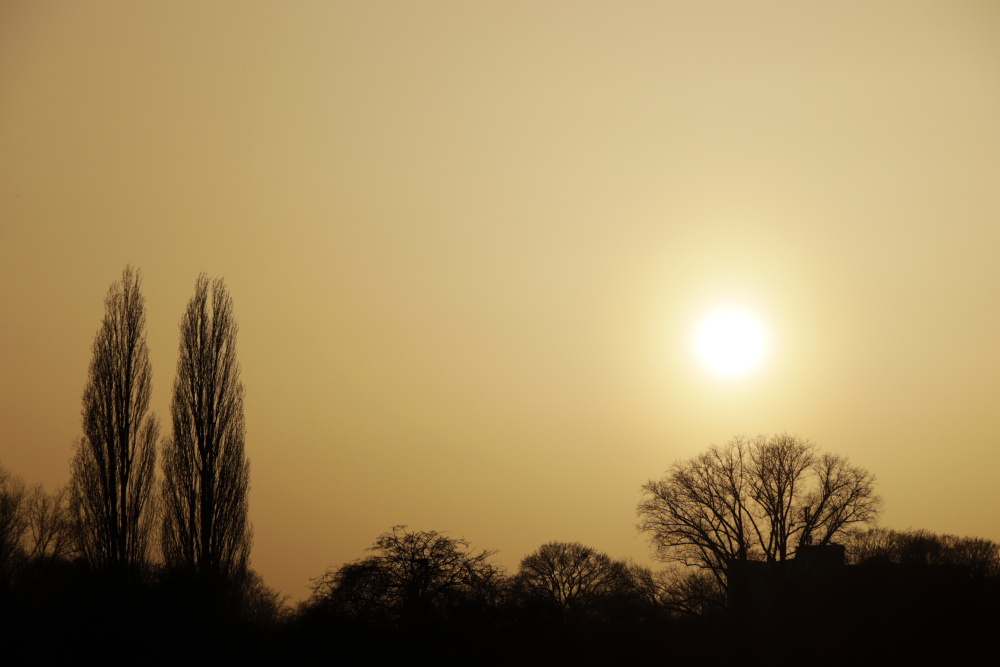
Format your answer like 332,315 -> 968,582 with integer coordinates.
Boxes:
2,1 -> 999,600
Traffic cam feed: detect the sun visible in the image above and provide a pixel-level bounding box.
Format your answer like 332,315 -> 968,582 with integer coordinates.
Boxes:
695,308 -> 768,375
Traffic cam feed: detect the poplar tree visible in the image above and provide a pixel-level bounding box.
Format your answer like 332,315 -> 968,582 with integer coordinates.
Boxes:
161,274 -> 251,601
70,266 -> 158,578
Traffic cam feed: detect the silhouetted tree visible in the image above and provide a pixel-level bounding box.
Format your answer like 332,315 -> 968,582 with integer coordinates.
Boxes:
654,566 -> 726,617
307,526 -> 501,630
0,463 -> 27,579
161,274 -> 251,605
515,541 -> 636,611
847,527 -> 1000,578
637,433 -> 880,589
24,484 -> 73,563
245,569 -> 292,625
70,266 -> 158,579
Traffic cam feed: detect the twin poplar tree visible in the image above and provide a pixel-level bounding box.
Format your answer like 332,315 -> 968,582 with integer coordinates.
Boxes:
70,268 -> 250,596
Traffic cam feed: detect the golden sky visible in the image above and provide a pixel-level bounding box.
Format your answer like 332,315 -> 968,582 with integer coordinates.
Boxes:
2,1 -> 999,599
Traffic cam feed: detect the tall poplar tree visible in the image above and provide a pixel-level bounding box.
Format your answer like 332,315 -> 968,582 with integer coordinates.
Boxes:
161,274 -> 251,600
70,266 -> 158,578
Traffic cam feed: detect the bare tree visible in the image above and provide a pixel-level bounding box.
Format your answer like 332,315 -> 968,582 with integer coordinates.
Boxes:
161,274 -> 250,599
637,433 -> 880,589
25,484 -> 73,562
654,566 -> 726,617
307,526 -> 501,628
515,541 -> 635,610
70,266 -> 158,578
0,463 -> 27,576
846,527 -> 1000,578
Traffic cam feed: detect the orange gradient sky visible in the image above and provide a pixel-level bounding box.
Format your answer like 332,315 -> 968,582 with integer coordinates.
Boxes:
2,1 -> 999,600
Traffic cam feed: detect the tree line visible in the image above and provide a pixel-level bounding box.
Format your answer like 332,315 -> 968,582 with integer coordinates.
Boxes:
2,267 -> 1000,661
287,435 -> 1000,661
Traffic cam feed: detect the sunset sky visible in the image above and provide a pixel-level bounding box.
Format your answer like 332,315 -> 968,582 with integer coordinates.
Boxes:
2,1 -> 999,600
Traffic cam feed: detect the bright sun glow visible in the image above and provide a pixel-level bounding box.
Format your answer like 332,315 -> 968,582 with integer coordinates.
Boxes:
696,309 -> 768,375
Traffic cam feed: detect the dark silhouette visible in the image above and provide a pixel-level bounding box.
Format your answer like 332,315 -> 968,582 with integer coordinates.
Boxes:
846,526 -> 1000,576
0,463 -> 27,579
515,541 -> 643,611
161,274 -> 251,608
70,266 -> 158,579
724,536 -> 1000,662
304,525 -> 502,633
655,565 -> 726,617
24,484 -> 72,563
637,433 -> 881,592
